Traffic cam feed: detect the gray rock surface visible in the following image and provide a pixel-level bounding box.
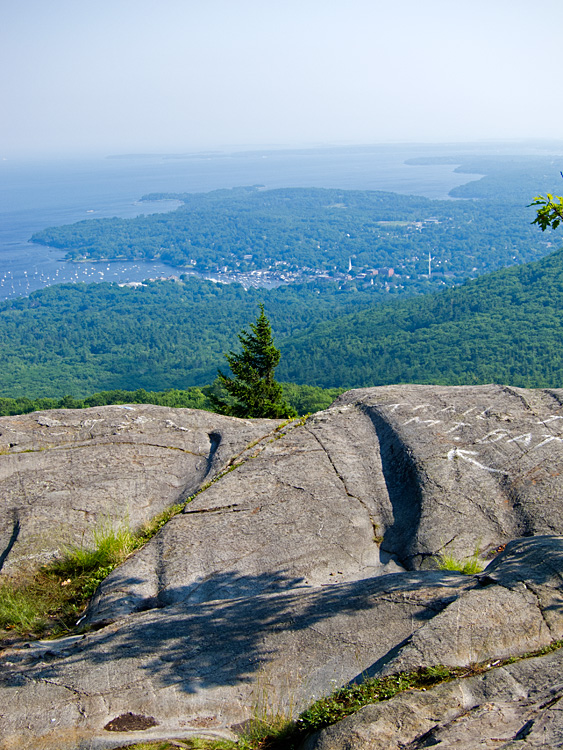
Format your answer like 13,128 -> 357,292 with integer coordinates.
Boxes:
2,385 -> 563,749
1,537 -> 563,750
335,383 -> 563,567
0,405 -> 279,573
377,535 -> 563,675
88,383 -> 563,624
0,569 -> 472,749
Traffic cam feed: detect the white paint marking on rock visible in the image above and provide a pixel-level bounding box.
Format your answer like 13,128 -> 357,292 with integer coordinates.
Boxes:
403,417 -> 442,426
536,416 -> 563,425
165,420 -> 191,432
461,407 -> 477,416
447,448 -> 509,474
476,430 -> 511,444
533,435 -> 563,450
385,403 -> 409,413
506,433 -> 533,446
444,422 -> 471,434
412,404 -> 431,412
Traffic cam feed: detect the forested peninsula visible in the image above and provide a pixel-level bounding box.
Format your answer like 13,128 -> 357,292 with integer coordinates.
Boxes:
31,184 -> 551,293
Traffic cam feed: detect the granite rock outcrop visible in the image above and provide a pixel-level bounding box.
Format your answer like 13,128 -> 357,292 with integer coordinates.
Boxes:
2,384 -> 563,749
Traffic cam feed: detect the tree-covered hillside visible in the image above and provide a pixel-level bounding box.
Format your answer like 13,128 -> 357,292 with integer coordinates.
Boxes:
0,277 -> 378,397
1,243 -> 563,397
277,246 -> 563,388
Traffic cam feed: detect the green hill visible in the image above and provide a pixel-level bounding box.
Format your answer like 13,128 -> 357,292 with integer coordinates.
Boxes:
277,245 -> 563,389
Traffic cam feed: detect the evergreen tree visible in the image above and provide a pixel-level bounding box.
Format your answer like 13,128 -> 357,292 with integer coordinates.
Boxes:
210,304 -> 296,418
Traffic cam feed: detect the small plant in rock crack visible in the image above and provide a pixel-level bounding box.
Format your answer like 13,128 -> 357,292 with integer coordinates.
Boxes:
436,546 -> 484,575
295,666 -> 457,734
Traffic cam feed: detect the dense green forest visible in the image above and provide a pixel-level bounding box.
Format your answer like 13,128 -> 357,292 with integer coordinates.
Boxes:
0,277 -> 380,397
1,243 -> 563,399
31,185 -> 551,287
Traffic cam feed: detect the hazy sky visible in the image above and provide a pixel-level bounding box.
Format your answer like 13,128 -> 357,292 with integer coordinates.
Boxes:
2,0 -> 562,157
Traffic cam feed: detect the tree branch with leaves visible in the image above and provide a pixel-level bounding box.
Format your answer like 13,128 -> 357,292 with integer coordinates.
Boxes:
529,173 -> 563,231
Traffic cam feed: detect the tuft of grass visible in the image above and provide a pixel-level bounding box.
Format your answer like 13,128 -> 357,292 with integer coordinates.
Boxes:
436,544 -> 484,575
0,581 -> 51,634
0,519 -> 143,640
0,568 -> 80,638
372,522 -> 384,545
234,720 -> 294,750
54,520 -> 139,572
50,520 -> 141,601
236,679 -> 296,750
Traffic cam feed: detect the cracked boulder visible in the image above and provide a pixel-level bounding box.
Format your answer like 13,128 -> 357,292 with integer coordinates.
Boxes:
88,383 -> 563,625
0,405 -> 280,573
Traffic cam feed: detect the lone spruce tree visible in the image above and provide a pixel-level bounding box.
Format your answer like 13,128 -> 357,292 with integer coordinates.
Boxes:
210,304 -> 296,418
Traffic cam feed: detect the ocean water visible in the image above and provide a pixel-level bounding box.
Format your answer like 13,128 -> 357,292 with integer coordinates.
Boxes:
0,145 -> 483,300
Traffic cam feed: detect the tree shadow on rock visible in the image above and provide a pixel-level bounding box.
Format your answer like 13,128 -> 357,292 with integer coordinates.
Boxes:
26,568 -> 473,697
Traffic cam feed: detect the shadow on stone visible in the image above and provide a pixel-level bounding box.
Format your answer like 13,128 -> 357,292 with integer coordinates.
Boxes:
363,406 -> 423,568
